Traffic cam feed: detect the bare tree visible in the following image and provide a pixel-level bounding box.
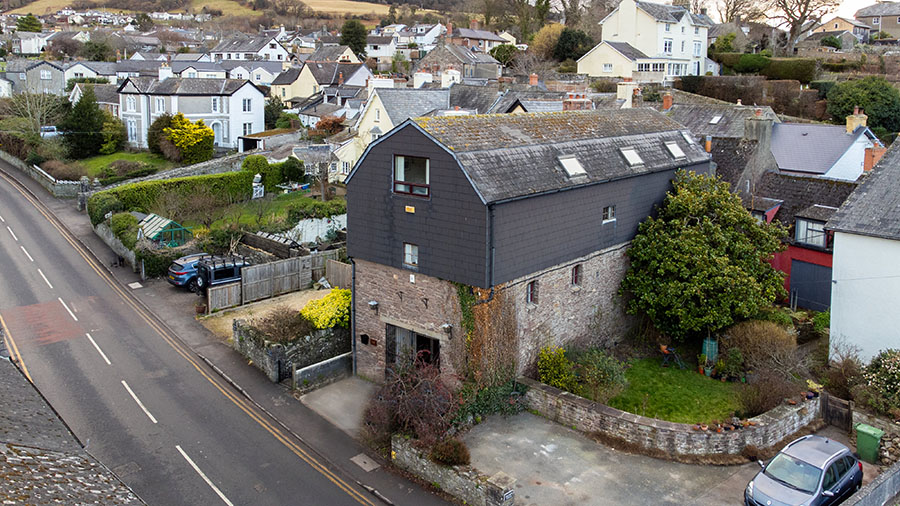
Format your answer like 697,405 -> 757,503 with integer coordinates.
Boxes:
184,186 -> 230,230
691,0 -> 706,14
768,0 -> 838,52
716,0 -> 765,22
507,0 -> 533,40
509,51 -> 558,78
4,93 -> 65,141
561,0 -> 583,26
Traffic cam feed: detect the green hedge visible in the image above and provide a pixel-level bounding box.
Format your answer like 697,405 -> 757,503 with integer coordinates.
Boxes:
734,53 -> 770,73
88,171 -> 255,221
713,52 -> 742,68
821,60 -> 862,73
762,58 -> 818,83
810,80 -> 836,99
287,198 -> 347,222
135,244 -> 184,278
241,154 -> 286,191
109,212 -> 139,250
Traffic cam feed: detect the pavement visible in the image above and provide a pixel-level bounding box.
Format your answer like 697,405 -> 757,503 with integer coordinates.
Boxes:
0,161 -> 449,506
301,376 -> 378,439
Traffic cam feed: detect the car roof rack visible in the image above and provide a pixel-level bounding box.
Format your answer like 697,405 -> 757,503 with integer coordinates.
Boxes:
198,255 -> 250,270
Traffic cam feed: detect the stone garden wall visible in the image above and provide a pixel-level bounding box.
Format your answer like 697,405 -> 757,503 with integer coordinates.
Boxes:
852,410 -> 900,469
843,458 -> 900,506
0,149 -> 81,197
391,435 -> 515,506
102,151 -> 252,190
519,376 -> 822,457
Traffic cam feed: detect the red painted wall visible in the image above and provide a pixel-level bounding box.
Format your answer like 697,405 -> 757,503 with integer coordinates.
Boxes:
771,244 -> 833,293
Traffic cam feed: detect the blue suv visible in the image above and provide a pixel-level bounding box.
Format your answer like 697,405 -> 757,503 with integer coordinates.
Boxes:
166,253 -> 209,292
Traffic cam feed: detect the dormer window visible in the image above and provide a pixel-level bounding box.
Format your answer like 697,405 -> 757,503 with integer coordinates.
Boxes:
665,141 -> 686,159
394,155 -> 430,197
620,147 -> 643,166
795,218 -> 829,248
558,155 -> 586,177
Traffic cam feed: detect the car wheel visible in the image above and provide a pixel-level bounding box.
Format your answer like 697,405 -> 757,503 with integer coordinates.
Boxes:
195,276 -> 205,294
187,278 -> 199,293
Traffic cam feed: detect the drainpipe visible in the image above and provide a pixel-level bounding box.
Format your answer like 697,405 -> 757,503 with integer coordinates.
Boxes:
474,204 -> 495,305
350,257 -> 357,376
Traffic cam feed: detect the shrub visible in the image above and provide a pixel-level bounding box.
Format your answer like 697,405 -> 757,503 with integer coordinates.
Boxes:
287,198 -> 347,222
739,369 -> 799,417
570,348 -> 627,403
453,380 -> 526,424
590,79 -> 617,93
860,349 -> 900,415
762,58 -> 818,84
721,348 -> 744,378
734,53 -> 770,74
134,242 -> 186,277
275,112 -> 299,129
538,346 -> 579,393
88,192 -> 124,225
820,35 -> 842,50
250,305 -> 315,344
99,114 -> 126,155
721,320 -> 799,377
812,310 -> 830,335
431,438 -> 470,466
164,113 -> 214,164
42,160 -> 86,181
753,307 -> 794,327
558,58 -> 577,73
810,80 -> 836,99
279,157 -> 305,183
822,341 -> 863,399
713,52 -> 742,68
199,227 -> 242,255
110,212 -> 140,249
300,289 -> 351,329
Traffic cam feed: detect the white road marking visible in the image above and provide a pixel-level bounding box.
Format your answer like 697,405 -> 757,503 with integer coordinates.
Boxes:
7,226 -> 17,241
176,445 -> 235,506
20,246 -> 33,262
0,214 -> 4,222
58,298 -> 78,321
37,269 -> 53,289
86,333 -> 111,365
121,380 -> 157,424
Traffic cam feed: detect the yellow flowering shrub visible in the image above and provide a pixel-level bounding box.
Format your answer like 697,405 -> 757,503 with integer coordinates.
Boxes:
163,112 -> 214,164
301,289 -> 351,329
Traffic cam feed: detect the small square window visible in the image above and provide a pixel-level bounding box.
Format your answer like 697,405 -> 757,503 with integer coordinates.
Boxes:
403,243 -> 418,268
665,141 -> 686,159
571,265 -> 582,286
620,147 -> 643,166
526,280 -> 538,304
603,205 -> 616,222
602,63 -> 613,73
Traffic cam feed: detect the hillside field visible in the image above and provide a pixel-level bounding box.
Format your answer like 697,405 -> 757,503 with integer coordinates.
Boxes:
8,0 -> 392,16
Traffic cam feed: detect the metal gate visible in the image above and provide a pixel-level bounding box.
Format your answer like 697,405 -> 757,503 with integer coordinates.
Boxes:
822,392 -> 853,432
790,260 -> 832,311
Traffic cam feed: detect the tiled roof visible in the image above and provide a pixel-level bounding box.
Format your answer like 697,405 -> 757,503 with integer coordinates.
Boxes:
376,88 -> 450,125
489,90 -> 568,113
172,52 -> 208,61
605,41 -> 649,60
795,204 -> 840,222
448,83 -> 502,113
120,77 -> 252,96
171,61 -> 223,73
79,83 -> 119,104
217,60 -> 284,73
366,35 -> 395,45
756,171 -> 858,225
68,60 -> 118,75
828,144 -> 900,240
307,45 -> 353,62
516,99 -> 564,112
710,137 -> 760,187
661,104 -> 779,139
770,123 -> 868,175
444,44 -> 501,65
633,1 -> 713,25
857,2 -> 900,17
412,109 -> 708,202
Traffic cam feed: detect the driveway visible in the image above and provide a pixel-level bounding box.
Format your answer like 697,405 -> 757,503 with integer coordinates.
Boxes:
462,412 -> 758,506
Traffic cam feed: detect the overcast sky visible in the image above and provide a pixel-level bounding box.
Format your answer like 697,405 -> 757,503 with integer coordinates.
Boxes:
836,0 -> 875,18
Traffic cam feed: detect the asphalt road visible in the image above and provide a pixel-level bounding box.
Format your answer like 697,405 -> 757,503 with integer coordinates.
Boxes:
0,170 -> 378,505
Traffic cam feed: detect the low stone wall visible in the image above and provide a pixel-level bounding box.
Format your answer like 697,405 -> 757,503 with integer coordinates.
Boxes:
0,149 -> 81,198
852,410 -> 900,468
843,459 -> 900,506
102,151 -> 255,190
232,319 -> 350,383
391,435 -> 515,506
93,223 -> 137,272
293,351 -> 351,393
519,376 -> 822,457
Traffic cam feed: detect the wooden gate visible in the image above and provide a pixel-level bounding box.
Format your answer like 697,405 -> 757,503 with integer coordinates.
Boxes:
207,282 -> 241,313
823,392 -> 853,432
272,257 -> 302,296
242,262 -> 273,303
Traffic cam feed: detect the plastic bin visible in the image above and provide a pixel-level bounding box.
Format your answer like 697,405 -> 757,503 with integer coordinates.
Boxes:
856,423 -> 885,464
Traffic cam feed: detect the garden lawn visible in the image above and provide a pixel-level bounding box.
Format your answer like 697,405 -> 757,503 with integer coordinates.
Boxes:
80,152 -> 173,178
608,358 -> 741,424
184,191 -> 320,231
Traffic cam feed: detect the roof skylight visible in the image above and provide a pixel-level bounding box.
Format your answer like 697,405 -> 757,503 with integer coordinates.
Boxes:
682,131 -> 695,144
620,147 -> 644,166
558,155 -> 587,177
709,115 -> 722,124
665,141 -> 686,159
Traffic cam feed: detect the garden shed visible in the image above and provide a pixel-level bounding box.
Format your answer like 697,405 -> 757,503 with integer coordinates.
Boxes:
137,213 -> 192,247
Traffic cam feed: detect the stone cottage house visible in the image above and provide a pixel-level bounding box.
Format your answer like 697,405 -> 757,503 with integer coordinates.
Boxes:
345,109 -> 714,381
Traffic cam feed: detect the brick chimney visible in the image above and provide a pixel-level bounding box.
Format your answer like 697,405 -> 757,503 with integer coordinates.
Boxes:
846,106 -> 868,133
338,71 -> 344,86
529,73 -> 538,86
446,21 -> 453,38
864,145 -> 887,171
661,91 -> 673,111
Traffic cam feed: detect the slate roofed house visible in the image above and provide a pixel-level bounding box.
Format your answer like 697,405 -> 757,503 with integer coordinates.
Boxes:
306,44 -> 360,63
272,61 -> 371,102
345,109 -> 713,380
4,60 -> 66,95
813,16 -> 871,42
414,43 -> 502,80
827,144 -> 900,362
796,30 -> 858,50
855,2 -> 900,38
64,61 -> 119,85
211,34 -> 290,62
445,20 -> 506,51
218,60 -> 285,86
70,83 -> 120,116
353,87 -> 450,153
365,35 -> 398,64
448,83 -> 502,113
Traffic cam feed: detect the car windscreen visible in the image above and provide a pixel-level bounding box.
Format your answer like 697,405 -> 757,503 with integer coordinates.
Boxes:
169,262 -> 184,272
764,453 -> 822,493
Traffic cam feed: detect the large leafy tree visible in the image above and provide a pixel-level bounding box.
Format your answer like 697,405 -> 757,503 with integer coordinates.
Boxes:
59,86 -> 105,159
552,28 -> 593,62
80,40 -> 116,62
489,44 -> 519,66
827,76 -> 900,132
620,171 -> 786,342
341,20 -> 367,57
264,96 -> 284,130
16,14 -> 42,32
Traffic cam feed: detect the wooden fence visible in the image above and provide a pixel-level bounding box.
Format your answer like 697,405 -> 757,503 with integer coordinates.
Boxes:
326,259 -> 352,288
205,249 -> 344,313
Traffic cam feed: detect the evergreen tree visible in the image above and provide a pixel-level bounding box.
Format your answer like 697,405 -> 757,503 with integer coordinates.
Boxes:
59,86 -> 104,159
264,97 -> 284,130
552,28 -> 593,62
147,113 -> 173,155
341,20 -> 367,56
16,14 -> 42,33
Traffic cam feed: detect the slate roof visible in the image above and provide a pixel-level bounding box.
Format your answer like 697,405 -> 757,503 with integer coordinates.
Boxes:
605,41 -> 649,60
115,60 -> 164,74
305,61 -> 364,85
217,60 -> 284,73
449,83 -> 501,113
0,358 -> 142,505
376,88 -> 450,125
79,83 -> 120,104
804,30 -> 851,41
856,2 -> 900,17
444,44 -> 501,65
5,60 -> 62,72
367,35 -> 395,45
710,137 -> 760,187
271,67 -> 301,85
661,104 -> 779,139
755,171 -> 858,225
490,90 -> 568,113
515,99 -> 564,112
828,144 -> 900,240
212,34 -> 279,53
172,52 -> 208,61
307,45 -> 353,61
796,204 -> 840,222
635,1 -> 714,25
119,77 -> 253,96
770,123 -> 871,175
68,60 -> 118,75
450,27 -> 505,42
411,109 -> 709,203
172,61 -> 223,73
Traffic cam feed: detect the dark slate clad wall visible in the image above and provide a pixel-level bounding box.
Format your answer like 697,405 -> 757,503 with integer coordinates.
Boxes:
347,124 -> 489,287
491,161 -> 713,285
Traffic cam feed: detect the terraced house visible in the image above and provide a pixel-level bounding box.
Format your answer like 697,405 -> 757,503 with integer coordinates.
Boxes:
345,109 -> 713,381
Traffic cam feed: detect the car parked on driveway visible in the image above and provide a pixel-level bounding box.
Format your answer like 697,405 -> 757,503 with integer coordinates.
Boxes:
746,435 -> 862,506
40,126 -> 59,138
166,253 -> 209,292
195,256 -> 252,293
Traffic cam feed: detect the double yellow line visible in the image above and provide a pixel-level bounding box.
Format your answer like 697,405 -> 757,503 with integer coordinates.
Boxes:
0,170 -> 375,506
0,312 -> 30,382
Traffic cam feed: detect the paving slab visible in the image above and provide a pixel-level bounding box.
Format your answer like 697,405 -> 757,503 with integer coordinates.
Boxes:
301,376 -> 378,438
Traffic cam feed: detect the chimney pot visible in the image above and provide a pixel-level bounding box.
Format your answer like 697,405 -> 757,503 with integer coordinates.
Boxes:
454,105 -> 460,110
755,108 -> 762,116
662,92 -> 673,110
705,135 -> 712,153
529,73 -> 538,86
736,98 -> 742,105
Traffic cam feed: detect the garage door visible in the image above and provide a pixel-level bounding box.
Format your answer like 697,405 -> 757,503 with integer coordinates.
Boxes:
790,260 -> 832,311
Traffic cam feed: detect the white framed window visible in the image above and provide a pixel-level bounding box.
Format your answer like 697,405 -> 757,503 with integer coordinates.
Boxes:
665,23 -> 671,32
127,119 -> 136,141
403,243 -> 418,268
281,88 -> 286,97
242,98 -> 251,112
126,96 -> 136,112
602,205 -> 616,222
277,54 -> 283,60
558,155 -> 586,177
602,63 -> 613,73
212,97 -> 219,112
694,27 -> 699,35
709,115 -> 722,124
638,63 -> 650,71
187,71 -> 197,78
18,73 -> 25,80
155,97 -> 164,112
681,26 -> 685,33
74,72 -> 84,78
663,39 -> 673,54
693,41 -> 702,57
242,122 -> 253,136
255,73 -> 261,81
653,63 -> 665,72
342,161 -> 350,174
526,280 -> 538,304
681,40 -> 685,52
40,70 -> 51,80
873,16 -> 880,24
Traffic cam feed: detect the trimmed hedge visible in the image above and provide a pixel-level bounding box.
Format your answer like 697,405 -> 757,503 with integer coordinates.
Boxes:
713,52 -> 742,68
110,212 -> 139,250
810,80 -> 837,99
135,242 -> 186,278
287,198 -> 347,221
821,60 -> 862,73
88,171 -> 255,222
734,53 -> 770,73
762,58 -> 818,83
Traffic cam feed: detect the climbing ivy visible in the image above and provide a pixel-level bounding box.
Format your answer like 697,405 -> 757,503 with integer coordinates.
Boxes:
454,282 -> 476,346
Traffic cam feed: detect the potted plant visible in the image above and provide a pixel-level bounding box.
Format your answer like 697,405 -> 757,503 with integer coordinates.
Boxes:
698,354 -> 707,374
715,359 -> 726,380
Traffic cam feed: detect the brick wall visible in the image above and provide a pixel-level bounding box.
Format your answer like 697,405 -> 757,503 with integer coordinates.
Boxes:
520,377 -> 822,457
